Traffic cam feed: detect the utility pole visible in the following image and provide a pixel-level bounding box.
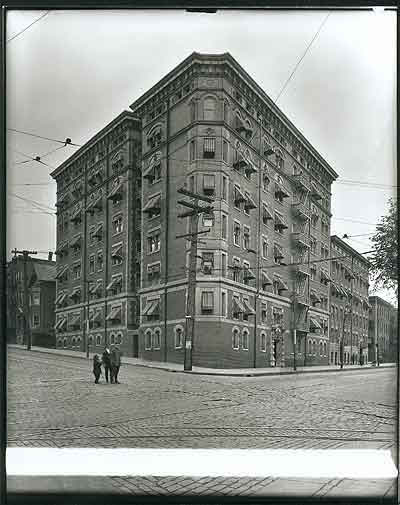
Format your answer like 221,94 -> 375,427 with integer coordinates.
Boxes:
340,304 -> 350,369
350,255 -> 354,364
176,187 -> 214,371
12,249 -> 37,350
85,280 -> 91,358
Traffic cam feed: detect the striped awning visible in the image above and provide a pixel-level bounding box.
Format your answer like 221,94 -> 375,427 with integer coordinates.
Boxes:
274,213 -> 287,228
311,182 -> 323,200
93,223 -> 103,239
55,265 -> 69,279
275,182 -> 290,198
55,241 -> 69,255
234,187 -> 246,203
111,244 -> 123,258
106,276 -> 122,291
310,290 -> 321,303
232,297 -> 247,314
55,317 -> 67,331
69,235 -> 82,248
262,271 -> 273,286
106,306 -> 122,321
244,195 -> 257,210
107,179 -> 124,201
310,318 -> 322,330
143,194 -> 161,213
69,286 -> 81,299
262,205 -> 273,221
242,299 -> 255,315
142,299 -> 160,316
274,276 -> 288,291
90,280 -> 103,295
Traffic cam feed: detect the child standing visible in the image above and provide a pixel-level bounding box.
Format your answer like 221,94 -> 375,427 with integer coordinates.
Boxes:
93,354 -> 102,384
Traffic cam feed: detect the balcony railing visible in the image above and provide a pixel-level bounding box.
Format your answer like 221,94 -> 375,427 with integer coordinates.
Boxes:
292,201 -> 310,221
291,232 -> 310,249
295,292 -> 310,307
291,172 -> 311,192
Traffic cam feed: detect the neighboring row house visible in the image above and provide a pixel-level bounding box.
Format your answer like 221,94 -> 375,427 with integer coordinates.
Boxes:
50,111 -> 142,357
6,255 -> 56,347
368,296 -> 398,364
329,236 -> 371,366
131,52 -> 338,368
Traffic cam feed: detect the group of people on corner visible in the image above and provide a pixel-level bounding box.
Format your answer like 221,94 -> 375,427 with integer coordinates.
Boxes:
93,345 -> 122,384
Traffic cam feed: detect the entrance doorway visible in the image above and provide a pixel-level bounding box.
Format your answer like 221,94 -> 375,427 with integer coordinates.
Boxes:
132,334 -> 138,358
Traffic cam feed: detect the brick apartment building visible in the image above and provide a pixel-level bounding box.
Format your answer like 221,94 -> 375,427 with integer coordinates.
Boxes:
131,52 -> 338,368
329,236 -> 370,366
368,296 -> 398,364
7,255 -> 56,347
50,111 -> 142,356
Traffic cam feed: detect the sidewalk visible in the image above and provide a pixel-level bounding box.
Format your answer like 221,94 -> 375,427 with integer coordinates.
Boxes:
8,344 -> 396,377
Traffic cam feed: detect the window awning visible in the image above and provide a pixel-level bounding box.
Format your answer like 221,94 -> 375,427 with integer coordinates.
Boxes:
55,193 -> 69,207
111,245 -> 123,258
106,306 -> 122,321
55,292 -> 64,305
311,182 -> 323,200
264,142 -> 274,156
89,310 -> 102,323
310,318 -> 322,330
69,286 -> 81,299
93,223 -> 103,239
243,267 -> 256,280
86,195 -> 102,214
143,194 -> 161,214
242,299 -> 255,315
262,205 -> 273,221
69,235 -> 82,248
234,187 -> 246,203
244,160 -> 257,174
232,297 -> 246,314
274,213 -> 288,228
91,280 -> 103,295
275,182 -> 290,198
244,195 -> 257,210
55,265 -> 69,279
70,315 -> 81,328
106,276 -> 122,291
55,317 -> 67,330
233,155 -> 248,170
142,299 -> 160,316
143,164 -> 155,179
310,290 -> 321,303
262,271 -> 273,286
107,180 -> 123,201
55,241 -> 69,255
274,276 -> 289,291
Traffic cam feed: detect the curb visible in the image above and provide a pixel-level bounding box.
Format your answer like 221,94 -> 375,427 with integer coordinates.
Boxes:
9,345 -> 395,377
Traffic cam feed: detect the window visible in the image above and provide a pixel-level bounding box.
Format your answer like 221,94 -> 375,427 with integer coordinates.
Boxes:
232,328 -> 240,349
189,140 -> 196,161
310,266 -> 316,281
308,339 -> 312,355
97,251 -> 103,271
113,215 -> 123,234
111,245 -> 123,266
320,341 -> 323,356
31,291 -> 40,305
221,291 -> 227,317
233,222 -> 241,246
260,332 -> 267,352
262,171 -> 270,191
190,101 -> 196,122
232,258 -> 241,283
262,238 -> 268,258
145,330 -> 152,350
203,212 -> 214,228
202,252 -> 214,274
88,255 -> 95,274
153,328 -> 161,349
73,263 -> 81,279
96,335 -> 101,345
242,329 -> 249,350
201,291 -> 214,314
223,101 -> 229,122
63,338 -> 67,348
222,140 -> 228,162
272,307 -> 284,326
243,226 -> 250,250
221,214 -> 228,239
276,151 -> 284,170
175,326 -> 184,348
221,252 -> 227,277
204,97 -> 216,120
203,174 -> 215,195
261,303 -> 267,323
222,176 -> 228,201
147,126 -> 162,149
203,137 -> 216,159
147,262 -> 161,283
33,314 -> 40,327
148,231 -> 161,253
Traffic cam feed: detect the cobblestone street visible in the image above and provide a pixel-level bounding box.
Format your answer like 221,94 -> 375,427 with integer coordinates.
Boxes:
7,348 -> 397,498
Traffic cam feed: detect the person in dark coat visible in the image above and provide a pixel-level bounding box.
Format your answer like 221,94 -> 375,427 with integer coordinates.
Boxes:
101,347 -> 111,383
93,354 -> 102,384
110,345 -> 122,384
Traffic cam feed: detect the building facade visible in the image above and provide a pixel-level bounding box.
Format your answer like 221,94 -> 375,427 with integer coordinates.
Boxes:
7,255 -> 56,347
50,111 -> 142,357
368,296 -> 398,364
329,236 -> 370,366
131,52 -> 338,368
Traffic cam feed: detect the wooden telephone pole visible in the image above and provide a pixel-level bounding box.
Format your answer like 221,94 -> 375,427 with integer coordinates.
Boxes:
12,249 -> 37,350
176,187 -> 214,371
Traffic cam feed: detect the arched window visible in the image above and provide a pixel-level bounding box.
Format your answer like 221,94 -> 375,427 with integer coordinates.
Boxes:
232,328 -> 240,350
260,332 -> 267,352
242,329 -> 249,350
145,329 -> 152,350
324,342 -> 327,356
58,339 -> 62,348
96,335 -> 101,346
153,328 -> 161,349
203,97 -> 216,121
174,326 -> 184,349
117,332 -> 123,344
308,339 -> 312,355
63,338 -> 67,348
313,340 -> 316,355
72,337 -> 76,348
320,341 -> 323,356
110,334 -> 115,345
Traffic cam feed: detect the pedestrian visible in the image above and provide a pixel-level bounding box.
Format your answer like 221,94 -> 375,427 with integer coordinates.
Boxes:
93,354 -> 102,384
110,344 -> 122,384
101,346 -> 111,383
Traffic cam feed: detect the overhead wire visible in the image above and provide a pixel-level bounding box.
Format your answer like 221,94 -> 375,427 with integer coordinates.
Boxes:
6,11 -> 50,44
8,128 -> 81,146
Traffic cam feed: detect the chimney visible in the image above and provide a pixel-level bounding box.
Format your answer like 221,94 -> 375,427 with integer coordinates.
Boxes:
48,252 -> 53,261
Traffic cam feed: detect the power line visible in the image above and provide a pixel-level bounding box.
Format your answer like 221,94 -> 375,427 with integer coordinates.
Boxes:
275,11 -> 331,104
9,182 -> 55,186
9,193 -> 56,213
332,217 -> 377,226
6,11 -> 50,44
8,128 -> 81,146
10,148 -> 56,169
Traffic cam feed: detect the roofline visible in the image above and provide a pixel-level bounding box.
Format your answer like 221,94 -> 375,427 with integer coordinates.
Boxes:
50,110 -> 140,179
129,51 -> 338,180
368,295 -> 397,309
331,235 -> 371,267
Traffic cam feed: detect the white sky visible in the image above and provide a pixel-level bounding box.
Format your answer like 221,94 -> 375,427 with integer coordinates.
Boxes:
6,9 -> 397,303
